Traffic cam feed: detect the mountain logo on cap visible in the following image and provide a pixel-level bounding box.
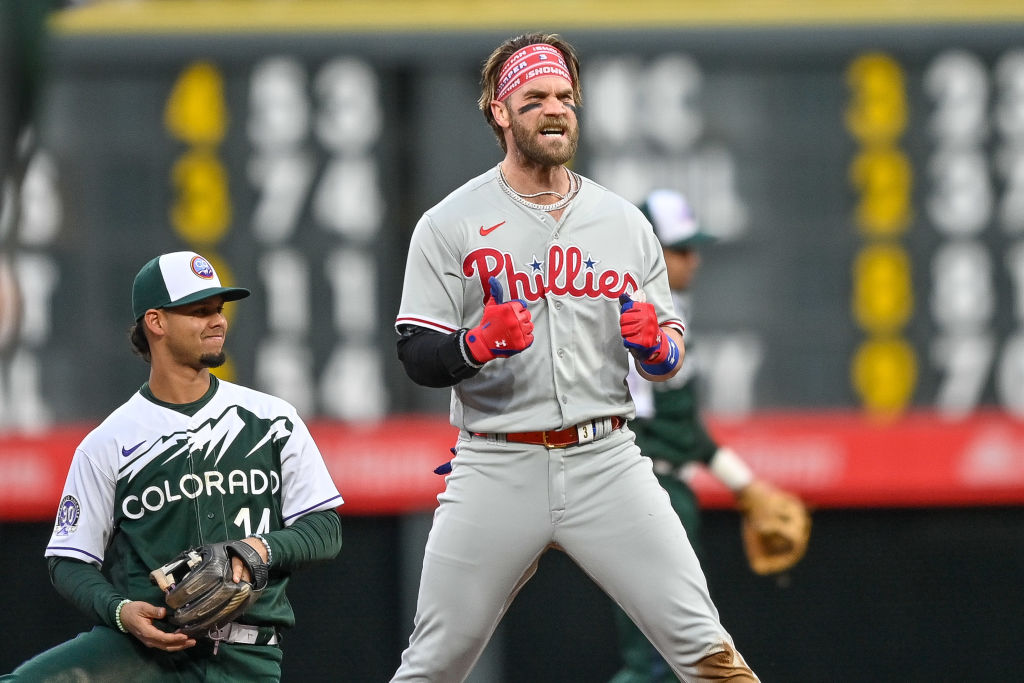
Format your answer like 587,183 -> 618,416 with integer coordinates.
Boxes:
191,256 -> 215,279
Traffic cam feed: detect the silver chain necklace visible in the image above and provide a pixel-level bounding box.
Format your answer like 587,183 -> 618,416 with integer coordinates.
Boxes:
497,164 -> 581,212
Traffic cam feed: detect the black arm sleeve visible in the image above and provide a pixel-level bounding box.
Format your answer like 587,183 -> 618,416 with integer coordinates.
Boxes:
48,556 -> 126,629
396,325 -> 482,388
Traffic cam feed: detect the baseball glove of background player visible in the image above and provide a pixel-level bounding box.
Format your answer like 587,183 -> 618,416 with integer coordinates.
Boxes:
736,481 -> 811,575
150,540 -> 269,636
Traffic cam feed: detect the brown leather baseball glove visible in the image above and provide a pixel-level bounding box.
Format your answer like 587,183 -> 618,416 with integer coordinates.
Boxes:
735,480 -> 811,575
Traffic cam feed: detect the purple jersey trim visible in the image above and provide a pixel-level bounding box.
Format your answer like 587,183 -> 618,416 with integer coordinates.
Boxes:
284,494 -> 344,523
46,546 -> 103,564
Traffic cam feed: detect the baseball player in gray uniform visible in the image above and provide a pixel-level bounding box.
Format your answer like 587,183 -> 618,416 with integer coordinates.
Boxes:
392,33 -> 758,682
4,251 -> 343,681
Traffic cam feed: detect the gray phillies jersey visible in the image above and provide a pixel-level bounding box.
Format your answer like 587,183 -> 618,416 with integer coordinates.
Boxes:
396,166 -> 683,434
45,376 -> 343,627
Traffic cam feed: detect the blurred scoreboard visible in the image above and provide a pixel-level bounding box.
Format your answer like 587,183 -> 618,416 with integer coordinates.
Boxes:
4,4 -> 1024,430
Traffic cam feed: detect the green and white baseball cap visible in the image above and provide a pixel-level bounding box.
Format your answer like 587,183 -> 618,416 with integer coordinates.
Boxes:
132,251 -> 250,320
640,189 -> 716,250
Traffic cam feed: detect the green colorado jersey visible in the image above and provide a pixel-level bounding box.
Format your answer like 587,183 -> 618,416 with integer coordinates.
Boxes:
45,376 -> 343,629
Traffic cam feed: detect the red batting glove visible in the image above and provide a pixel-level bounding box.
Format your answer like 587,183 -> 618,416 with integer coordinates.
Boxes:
618,293 -> 671,363
465,277 -> 534,363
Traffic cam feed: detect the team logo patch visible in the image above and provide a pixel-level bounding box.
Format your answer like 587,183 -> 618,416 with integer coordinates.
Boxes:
54,495 -> 81,536
190,255 -> 215,280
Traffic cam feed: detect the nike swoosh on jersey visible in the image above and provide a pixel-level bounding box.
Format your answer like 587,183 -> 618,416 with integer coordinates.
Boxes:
121,440 -> 146,457
479,221 -> 506,236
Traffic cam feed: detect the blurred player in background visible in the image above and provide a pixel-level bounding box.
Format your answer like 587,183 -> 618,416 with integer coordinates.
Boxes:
610,189 -> 811,683
3,251 -> 343,682
392,32 -> 758,682
0,0 -> 57,200
0,0 -> 60,360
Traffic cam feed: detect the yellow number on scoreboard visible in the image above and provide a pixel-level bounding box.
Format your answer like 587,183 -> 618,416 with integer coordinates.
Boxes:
852,243 -> 913,334
852,337 -> 917,416
170,149 -> 231,243
850,147 -> 913,236
845,52 -> 907,145
164,61 -> 227,146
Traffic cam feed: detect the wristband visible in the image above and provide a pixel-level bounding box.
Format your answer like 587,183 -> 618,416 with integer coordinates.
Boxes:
709,447 -> 755,492
457,329 -> 484,369
638,336 -> 680,376
114,598 -> 131,633
253,533 -> 273,566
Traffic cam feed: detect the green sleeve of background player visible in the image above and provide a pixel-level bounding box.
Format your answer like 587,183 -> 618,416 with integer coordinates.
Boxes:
631,378 -> 718,468
260,509 -> 342,569
48,556 -> 126,630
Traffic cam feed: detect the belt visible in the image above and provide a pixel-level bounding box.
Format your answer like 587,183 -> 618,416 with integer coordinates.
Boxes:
207,623 -> 280,646
476,416 -> 624,449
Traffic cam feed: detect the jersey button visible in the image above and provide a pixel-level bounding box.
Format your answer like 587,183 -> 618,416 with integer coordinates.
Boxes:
557,348 -> 565,358
561,395 -> 568,404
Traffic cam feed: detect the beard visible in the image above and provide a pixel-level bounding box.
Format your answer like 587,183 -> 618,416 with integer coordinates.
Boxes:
508,111 -> 579,166
199,352 -> 227,368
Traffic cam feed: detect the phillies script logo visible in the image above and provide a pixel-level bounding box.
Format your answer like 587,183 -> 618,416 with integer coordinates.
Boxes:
463,245 -> 638,302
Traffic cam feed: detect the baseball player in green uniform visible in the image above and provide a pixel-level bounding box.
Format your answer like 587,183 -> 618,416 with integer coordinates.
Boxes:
610,190 -> 809,682
3,251 -> 343,682
392,34 -> 758,682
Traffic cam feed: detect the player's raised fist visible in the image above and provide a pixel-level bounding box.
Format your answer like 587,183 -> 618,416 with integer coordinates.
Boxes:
465,276 -> 534,363
619,291 -> 668,361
